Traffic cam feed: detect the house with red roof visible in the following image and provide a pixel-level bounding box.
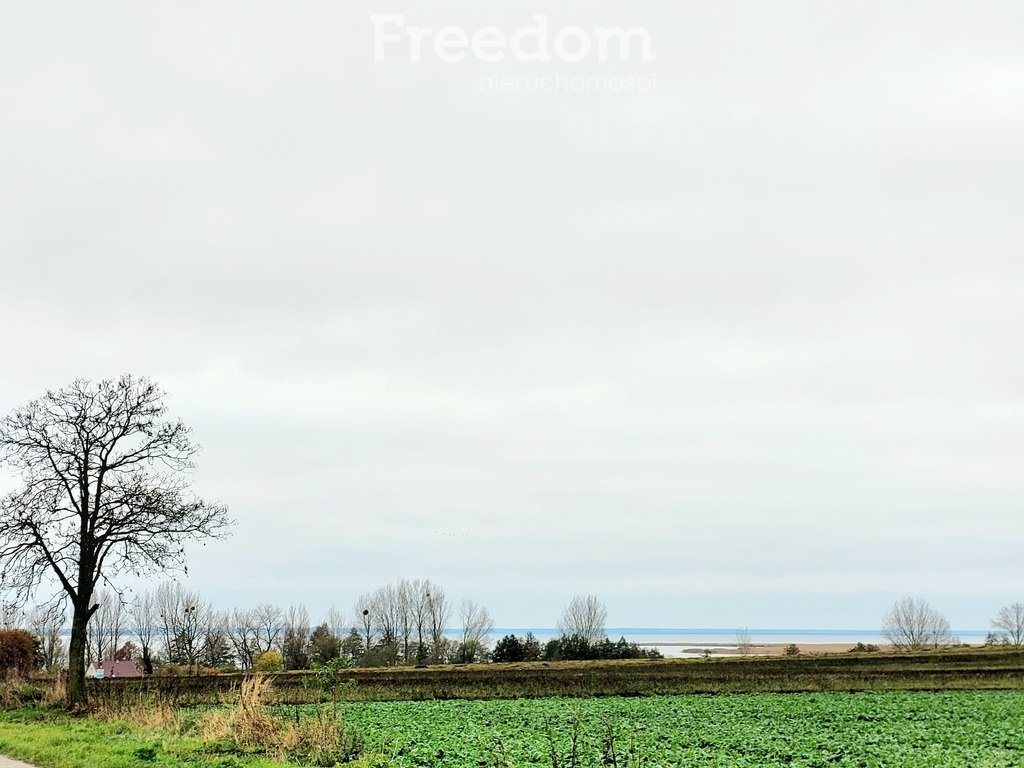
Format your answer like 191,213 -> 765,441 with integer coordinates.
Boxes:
88,659 -> 141,678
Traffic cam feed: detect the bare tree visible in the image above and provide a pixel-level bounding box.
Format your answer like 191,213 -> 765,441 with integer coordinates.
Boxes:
354,594 -> 375,664
155,582 -> 207,669
353,580 -> 450,666
991,603 -> 1024,646
89,590 -> 125,664
252,604 -> 284,656
28,603 -> 67,672
0,376 -> 231,708
326,605 -> 346,641
131,590 -> 159,674
409,579 -> 431,663
426,584 -> 451,663
458,598 -> 494,663
557,595 -> 608,645
371,584 -> 401,665
397,579 -> 415,663
282,604 -> 311,670
155,581 -> 181,662
882,597 -> 951,650
735,627 -> 752,656
229,608 -> 261,669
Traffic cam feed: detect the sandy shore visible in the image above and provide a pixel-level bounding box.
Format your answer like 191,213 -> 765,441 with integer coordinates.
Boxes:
664,642 -> 866,656
751,643 -> 860,656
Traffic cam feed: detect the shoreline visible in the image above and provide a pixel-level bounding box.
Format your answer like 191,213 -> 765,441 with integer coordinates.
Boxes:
642,641 -> 888,656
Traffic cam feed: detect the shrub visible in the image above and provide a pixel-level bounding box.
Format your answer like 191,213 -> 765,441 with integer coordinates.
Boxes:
455,640 -> 489,664
0,679 -> 45,709
784,644 -> 800,656
849,642 -> 880,653
254,651 -> 284,672
304,657 -> 356,705
278,709 -> 363,766
0,630 -> 37,678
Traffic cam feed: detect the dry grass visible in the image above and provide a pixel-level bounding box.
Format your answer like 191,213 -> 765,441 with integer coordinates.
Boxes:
0,676 -> 46,710
197,674 -> 279,749
231,674 -> 280,748
5,672 -> 369,765
93,688 -> 183,733
43,674 -> 65,708
196,674 -> 364,764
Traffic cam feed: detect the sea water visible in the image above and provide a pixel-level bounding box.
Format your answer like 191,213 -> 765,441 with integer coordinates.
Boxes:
458,628 -> 990,658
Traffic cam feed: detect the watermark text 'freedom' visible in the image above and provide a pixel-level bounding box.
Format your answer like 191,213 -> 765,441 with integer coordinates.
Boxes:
372,14 -> 656,65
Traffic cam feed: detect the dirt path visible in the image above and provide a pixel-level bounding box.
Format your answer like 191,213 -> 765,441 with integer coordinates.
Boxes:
0,758 -> 40,768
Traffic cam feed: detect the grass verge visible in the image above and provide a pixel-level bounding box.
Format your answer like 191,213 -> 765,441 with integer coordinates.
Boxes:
0,676 -> 377,768
0,706 -> 290,768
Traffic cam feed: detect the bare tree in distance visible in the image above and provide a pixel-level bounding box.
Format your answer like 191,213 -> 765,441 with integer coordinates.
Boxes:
735,627 -> 752,656
282,604 -> 311,670
557,594 -> 608,645
229,607 -> 261,669
156,582 -> 208,670
398,580 -> 414,662
251,604 -> 284,656
28,603 -> 67,672
89,590 -> 125,665
354,594 -> 375,665
458,598 -> 494,663
991,603 -> 1024,646
409,579 -> 431,662
370,584 -> 401,665
882,597 -> 951,650
326,605 -> 346,641
0,376 -> 231,708
426,584 -> 451,663
132,590 -> 159,675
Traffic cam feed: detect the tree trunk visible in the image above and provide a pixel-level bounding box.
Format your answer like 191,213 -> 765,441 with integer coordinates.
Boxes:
66,604 -> 90,711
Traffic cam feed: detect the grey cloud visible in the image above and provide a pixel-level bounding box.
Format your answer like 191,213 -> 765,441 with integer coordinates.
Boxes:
1,1 -> 1022,631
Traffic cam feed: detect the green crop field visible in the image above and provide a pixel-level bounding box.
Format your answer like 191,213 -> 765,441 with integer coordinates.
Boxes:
316,690 -> 1024,767
2,690 -> 1022,767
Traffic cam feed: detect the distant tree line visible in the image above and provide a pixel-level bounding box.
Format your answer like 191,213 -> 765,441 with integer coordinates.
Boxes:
881,597 -> 1024,651
3,579 -> 497,674
6,590 -> 1024,678
491,632 -> 661,662
489,595 -> 660,663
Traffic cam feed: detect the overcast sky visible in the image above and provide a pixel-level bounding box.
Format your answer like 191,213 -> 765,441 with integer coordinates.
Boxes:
1,2 -> 1022,631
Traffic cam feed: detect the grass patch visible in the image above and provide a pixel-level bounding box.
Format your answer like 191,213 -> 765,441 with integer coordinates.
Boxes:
0,706 -> 289,768
0,675 -> 375,768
